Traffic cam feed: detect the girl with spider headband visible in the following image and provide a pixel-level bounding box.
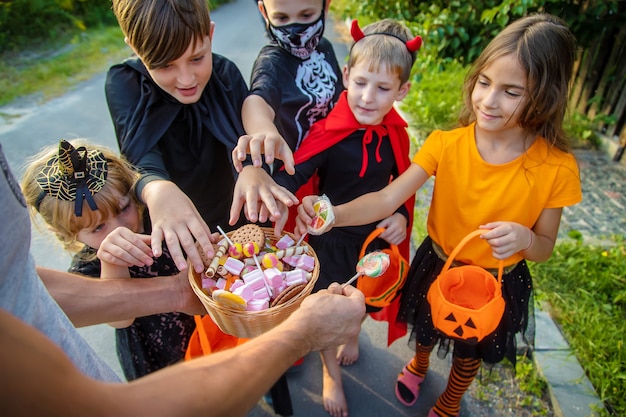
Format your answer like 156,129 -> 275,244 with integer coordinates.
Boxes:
21,139 -> 196,381
271,18 -> 422,417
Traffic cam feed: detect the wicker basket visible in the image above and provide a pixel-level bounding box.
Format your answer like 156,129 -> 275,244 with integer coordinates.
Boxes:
188,227 -> 319,338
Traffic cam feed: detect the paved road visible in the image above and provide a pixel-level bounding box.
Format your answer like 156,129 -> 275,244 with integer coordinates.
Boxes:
1,0 -> 623,415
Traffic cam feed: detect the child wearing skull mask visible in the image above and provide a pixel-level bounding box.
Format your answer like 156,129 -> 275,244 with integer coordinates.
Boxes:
233,0 -> 344,175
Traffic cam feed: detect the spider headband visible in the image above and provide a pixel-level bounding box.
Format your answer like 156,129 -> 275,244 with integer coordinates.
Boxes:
35,139 -> 108,217
350,19 -> 422,60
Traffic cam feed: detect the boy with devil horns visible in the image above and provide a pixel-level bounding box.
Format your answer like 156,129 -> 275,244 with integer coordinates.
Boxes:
272,19 -> 422,417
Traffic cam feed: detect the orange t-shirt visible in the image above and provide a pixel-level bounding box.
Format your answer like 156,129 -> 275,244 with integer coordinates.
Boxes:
413,124 -> 582,269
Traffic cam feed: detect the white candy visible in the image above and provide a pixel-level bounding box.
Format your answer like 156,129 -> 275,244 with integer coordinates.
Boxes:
223,257 -> 245,275
263,267 -> 283,288
276,234 -> 295,249
296,254 -> 315,272
242,268 -> 265,290
232,283 -> 254,302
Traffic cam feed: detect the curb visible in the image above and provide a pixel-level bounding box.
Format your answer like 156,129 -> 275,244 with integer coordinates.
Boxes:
534,306 -> 605,417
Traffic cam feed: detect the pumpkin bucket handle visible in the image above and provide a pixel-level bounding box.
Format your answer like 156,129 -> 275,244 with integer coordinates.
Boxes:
441,230 -> 503,282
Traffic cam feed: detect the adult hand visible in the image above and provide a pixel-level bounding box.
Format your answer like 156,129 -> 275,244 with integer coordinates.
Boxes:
232,133 -> 295,175
141,180 -> 214,273
229,165 -> 298,225
292,283 -> 366,352
172,269 -> 207,316
97,227 -> 154,268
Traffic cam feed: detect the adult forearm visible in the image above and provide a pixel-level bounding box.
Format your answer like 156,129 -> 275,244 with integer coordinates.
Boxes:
37,267 -> 186,327
127,319 -> 308,416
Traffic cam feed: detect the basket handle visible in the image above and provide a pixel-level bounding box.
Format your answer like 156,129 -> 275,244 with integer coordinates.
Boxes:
441,230 -> 504,283
359,227 -> 401,259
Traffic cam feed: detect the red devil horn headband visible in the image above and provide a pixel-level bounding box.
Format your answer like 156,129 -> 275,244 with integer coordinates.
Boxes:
350,19 -> 422,52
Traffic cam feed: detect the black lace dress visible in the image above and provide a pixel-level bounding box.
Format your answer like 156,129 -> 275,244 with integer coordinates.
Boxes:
69,246 -> 196,381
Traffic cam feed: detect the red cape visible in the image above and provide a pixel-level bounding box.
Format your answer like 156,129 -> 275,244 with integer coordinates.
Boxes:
288,91 -> 415,345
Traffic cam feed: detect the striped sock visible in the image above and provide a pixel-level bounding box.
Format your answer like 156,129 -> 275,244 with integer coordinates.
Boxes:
406,343 -> 434,378
431,356 -> 481,417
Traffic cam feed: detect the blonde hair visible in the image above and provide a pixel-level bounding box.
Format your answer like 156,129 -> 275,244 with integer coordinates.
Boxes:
459,13 -> 577,152
348,19 -> 416,84
21,139 -> 142,253
112,0 -> 213,69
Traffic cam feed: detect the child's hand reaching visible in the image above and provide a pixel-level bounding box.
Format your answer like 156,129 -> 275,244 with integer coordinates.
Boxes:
294,195 -> 337,237
229,165 -> 298,225
479,221 -> 534,260
270,200 -> 292,239
98,227 -> 154,268
232,132 -> 296,175
376,213 -> 407,246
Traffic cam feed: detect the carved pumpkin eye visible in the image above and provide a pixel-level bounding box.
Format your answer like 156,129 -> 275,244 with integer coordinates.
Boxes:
441,311 -> 480,343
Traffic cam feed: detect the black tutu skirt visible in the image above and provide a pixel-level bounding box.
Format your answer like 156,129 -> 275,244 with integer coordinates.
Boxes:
397,236 -> 535,366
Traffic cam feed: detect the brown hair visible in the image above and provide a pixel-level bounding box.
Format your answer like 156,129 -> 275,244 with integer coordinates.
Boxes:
112,0 -> 213,69
459,13 -> 578,152
348,19 -> 417,84
21,139 -> 141,253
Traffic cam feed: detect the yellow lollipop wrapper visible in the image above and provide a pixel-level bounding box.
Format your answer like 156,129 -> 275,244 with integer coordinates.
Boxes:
212,289 -> 247,311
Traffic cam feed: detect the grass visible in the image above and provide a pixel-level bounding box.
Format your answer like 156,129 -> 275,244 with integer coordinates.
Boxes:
530,236 -> 626,416
0,25 -> 131,107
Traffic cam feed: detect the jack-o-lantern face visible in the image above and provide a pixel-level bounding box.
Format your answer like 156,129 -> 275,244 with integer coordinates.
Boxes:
427,266 -> 506,343
441,311 -> 480,343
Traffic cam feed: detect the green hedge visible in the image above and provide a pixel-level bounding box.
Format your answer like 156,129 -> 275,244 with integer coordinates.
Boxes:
331,0 -> 626,65
0,0 -> 233,52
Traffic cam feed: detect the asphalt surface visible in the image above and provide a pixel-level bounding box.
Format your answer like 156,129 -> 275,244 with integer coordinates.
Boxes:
1,0 -> 624,416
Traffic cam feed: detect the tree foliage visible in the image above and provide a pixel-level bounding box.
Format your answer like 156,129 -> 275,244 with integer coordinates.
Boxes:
332,0 -> 626,64
0,0 -> 233,52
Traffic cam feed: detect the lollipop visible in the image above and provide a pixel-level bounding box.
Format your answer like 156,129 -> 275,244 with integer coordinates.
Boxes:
243,241 -> 260,257
342,251 -> 390,288
229,242 -> 244,259
308,194 -> 335,235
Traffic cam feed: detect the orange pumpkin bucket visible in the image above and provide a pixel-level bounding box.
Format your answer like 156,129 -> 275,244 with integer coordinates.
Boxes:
427,230 -> 505,343
356,228 -> 409,308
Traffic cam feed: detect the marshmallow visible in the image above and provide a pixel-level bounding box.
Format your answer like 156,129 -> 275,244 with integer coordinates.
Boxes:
275,234 -> 295,250
296,254 -> 315,272
263,267 -> 284,288
242,268 -> 266,290
216,277 -> 228,289
252,286 -> 271,301
282,255 -> 300,267
223,257 -> 244,276
232,283 -> 254,302
246,299 -> 269,311
284,269 -> 307,286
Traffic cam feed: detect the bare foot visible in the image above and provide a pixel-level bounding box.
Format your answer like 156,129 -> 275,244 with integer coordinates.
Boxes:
323,370 -> 348,417
337,334 -> 359,366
